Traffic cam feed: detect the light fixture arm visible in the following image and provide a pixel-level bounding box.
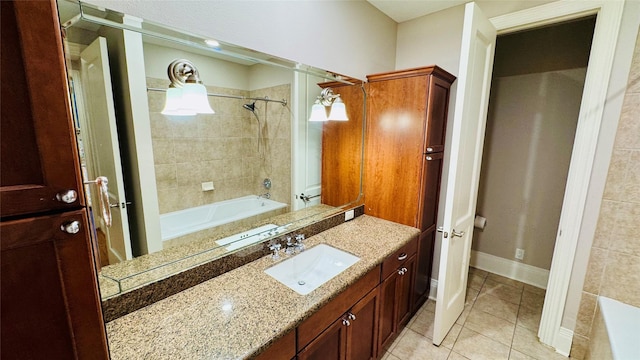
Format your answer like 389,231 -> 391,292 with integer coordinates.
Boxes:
167,59 -> 203,87
318,87 -> 341,106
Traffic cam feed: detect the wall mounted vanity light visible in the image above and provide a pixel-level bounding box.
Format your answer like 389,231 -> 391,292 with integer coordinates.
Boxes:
161,59 -> 215,116
308,87 -> 348,122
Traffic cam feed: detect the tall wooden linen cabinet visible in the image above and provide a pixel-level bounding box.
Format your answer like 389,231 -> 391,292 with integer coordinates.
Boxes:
364,66 -> 455,311
1,1 -> 109,358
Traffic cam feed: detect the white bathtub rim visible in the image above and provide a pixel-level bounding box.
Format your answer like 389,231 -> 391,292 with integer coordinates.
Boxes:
160,195 -> 287,241
597,296 -> 640,360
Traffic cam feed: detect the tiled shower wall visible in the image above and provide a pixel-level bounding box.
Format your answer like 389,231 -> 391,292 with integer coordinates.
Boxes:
147,77 -> 291,214
571,30 -> 640,359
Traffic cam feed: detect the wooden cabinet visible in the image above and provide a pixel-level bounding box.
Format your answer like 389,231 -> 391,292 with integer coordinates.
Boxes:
378,237 -> 418,352
320,80 -> 365,207
297,267 -> 380,360
255,330 -> 296,360
0,1 -> 108,358
365,66 -> 455,311
299,288 -> 379,360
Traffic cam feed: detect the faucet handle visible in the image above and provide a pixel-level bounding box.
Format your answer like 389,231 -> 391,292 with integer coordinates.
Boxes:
295,234 -> 305,252
269,243 -> 281,260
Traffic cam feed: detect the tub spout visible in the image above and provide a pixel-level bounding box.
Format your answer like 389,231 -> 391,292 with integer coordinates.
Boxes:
259,192 -> 271,199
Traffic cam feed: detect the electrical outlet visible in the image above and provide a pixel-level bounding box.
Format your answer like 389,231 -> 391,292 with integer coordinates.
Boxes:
344,209 -> 355,221
515,248 -> 525,260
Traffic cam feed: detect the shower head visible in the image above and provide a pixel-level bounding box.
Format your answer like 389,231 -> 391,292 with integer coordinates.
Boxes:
243,102 -> 256,112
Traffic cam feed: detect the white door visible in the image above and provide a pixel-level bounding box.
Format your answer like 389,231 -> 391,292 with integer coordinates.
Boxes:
433,2 -> 496,345
81,37 -> 133,263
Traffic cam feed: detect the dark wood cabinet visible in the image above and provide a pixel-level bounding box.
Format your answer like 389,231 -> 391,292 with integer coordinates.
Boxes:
365,66 -> 455,312
254,330 -> 296,360
0,1 -> 108,358
299,288 -> 379,360
1,0 -> 85,218
378,245 -> 417,352
299,315 -> 347,360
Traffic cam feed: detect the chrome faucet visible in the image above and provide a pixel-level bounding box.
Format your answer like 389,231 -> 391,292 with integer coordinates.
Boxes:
259,192 -> 271,199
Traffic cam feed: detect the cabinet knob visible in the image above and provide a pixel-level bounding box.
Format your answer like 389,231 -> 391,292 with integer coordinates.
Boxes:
397,253 -> 408,261
342,319 -> 351,327
348,313 -> 356,321
397,269 -> 405,276
60,220 -> 81,234
56,190 -> 78,204
426,147 -> 434,153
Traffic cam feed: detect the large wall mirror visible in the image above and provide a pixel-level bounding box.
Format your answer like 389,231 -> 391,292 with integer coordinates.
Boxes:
57,0 -> 365,301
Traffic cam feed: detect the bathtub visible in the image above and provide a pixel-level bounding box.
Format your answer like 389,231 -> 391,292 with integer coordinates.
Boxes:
587,296 -> 640,360
160,195 -> 288,241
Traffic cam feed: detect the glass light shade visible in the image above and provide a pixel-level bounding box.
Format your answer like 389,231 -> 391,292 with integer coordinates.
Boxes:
181,83 -> 215,114
161,87 -> 196,116
309,102 -> 328,122
327,98 -> 348,121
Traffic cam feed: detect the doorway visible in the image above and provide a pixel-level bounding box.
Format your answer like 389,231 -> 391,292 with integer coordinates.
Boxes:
472,17 -> 596,288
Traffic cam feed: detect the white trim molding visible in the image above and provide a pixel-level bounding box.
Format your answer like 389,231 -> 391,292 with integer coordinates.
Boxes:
490,0 -> 625,353
555,327 -> 575,356
469,250 -> 549,289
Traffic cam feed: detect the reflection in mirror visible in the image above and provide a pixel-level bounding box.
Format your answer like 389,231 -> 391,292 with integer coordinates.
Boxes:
57,0 -> 364,300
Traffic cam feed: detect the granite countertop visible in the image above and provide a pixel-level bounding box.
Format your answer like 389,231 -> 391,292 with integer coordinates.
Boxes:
106,215 -> 419,360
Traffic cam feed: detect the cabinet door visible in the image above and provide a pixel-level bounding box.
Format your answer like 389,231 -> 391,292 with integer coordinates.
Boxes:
396,255 -> 416,327
1,209 -> 108,359
364,76 -> 428,228
413,227 -> 436,309
1,0 -> 84,217
298,317 -> 347,360
423,75 -> 453,153
418,152 -> 444,231
346,288 -> 379,360
377,271 -> 398,351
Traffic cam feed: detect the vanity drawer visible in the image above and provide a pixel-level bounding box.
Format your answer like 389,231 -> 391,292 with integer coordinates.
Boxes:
297,265 -> 380,349
381,236 -> 418,280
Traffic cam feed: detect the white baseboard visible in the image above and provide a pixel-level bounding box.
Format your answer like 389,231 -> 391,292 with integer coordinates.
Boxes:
470,250 -> 550,289
554,326 -> 573,356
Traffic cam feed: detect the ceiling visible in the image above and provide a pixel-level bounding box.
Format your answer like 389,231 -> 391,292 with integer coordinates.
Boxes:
366,0 -> 468,23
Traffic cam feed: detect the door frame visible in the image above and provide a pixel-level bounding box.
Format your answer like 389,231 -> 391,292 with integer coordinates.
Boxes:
488,0 -> 625,355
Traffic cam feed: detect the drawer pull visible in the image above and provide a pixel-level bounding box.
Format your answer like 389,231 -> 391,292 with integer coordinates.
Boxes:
60,220 -> 81,234
397,253 -> 408,261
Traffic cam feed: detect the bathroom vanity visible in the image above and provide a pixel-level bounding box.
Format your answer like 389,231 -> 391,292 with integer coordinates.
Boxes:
105,215 -> 420,360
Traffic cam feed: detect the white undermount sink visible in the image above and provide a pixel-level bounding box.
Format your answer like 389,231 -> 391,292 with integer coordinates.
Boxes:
264,244 -> 360,295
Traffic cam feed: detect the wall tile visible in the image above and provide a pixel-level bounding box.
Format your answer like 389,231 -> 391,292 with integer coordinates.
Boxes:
154,164 -> 177,190
582,247 -> 607,294
610,201 -> 640,256
592,200 -> 616,249
614,94 -> 640,149
602,149 -> 631,201
622,151 -> 640,202
575,292 -> 597,337
600,251 -> 640,308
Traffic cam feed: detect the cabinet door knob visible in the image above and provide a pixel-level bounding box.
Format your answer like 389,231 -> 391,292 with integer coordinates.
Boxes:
397,269 -> 405,275
426,147 -> 434,153
342,319 -> 351,327
56,190 -> 78,204
60,220 -> 81,234
397,253 -> 408,261
348,313 -> 356,321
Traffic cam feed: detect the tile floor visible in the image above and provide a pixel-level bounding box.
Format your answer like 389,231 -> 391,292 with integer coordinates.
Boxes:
381,267 -> 571,360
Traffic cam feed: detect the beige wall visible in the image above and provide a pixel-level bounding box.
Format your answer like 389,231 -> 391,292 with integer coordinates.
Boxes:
148,78 -> 292,214
570,30 -> 640,359
473,69 -> 585,270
